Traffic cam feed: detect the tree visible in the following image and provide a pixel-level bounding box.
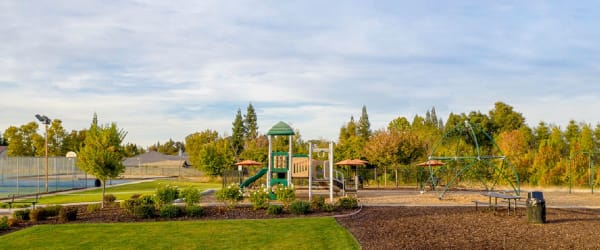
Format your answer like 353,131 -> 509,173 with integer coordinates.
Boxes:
244,103 -> 259,141
62,129 -> 87,153
240,136 -> 269,163
3,122 -> 42,156
489,101 -> 526,134
358,105 -> 371,141
46,119 -> 67,157
364,129 -> 401,187
564,120 -> 580,145
77,115 -> 127,208
388,116 -> 411,132
534,121 -> 551,148
496,129 -> 534,183
123,143 -> 146,157
149,139 -> 183,155
186,130 -> 234,176
336,116 -> 363,160
231,109 -> 245,160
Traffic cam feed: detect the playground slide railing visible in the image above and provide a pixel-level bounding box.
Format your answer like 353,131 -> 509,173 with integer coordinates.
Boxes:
333,170 -> 345,192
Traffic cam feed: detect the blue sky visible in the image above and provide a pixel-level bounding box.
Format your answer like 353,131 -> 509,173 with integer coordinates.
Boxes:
2,1 -> 600,146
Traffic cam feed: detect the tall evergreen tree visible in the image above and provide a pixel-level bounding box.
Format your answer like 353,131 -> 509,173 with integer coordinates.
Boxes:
358,105 -> 371,141
244,103 -> 259,140
564,120 -> 580,145
534,121 -> 551,147
231,109 -> 245,160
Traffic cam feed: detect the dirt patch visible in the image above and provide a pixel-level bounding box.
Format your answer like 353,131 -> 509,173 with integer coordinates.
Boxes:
337,206 -> 600,249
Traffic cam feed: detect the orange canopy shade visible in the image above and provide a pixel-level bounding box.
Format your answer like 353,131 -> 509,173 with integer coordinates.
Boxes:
416,160 -> 446,167
335,159 -> 368,166
235,160 -> 263,166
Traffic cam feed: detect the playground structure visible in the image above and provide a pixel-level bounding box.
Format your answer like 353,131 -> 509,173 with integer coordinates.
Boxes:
238,121 -> 344,203
421,120 -> 521,199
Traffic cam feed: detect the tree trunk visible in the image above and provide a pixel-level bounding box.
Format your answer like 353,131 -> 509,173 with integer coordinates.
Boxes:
102,180 -> 106,208
384,167 -> 387,187
395,169 -> 398,188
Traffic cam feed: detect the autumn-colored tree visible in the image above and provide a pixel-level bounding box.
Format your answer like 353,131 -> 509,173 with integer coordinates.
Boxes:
532,127 -> 566,185
364,130 -> 401,186
496,128 -> 534,183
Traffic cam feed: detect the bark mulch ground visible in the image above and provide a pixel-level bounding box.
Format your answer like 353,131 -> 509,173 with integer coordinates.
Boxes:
336,206 -> 600,249
4,202 -> 600,249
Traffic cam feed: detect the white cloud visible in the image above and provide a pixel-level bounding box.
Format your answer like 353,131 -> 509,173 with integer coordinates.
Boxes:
2,1 -> 600,146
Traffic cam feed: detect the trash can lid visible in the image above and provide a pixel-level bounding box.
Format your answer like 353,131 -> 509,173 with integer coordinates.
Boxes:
528,191 -> 544,200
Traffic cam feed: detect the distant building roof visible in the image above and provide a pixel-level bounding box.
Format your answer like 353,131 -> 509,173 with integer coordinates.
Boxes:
122,151 -> 190,167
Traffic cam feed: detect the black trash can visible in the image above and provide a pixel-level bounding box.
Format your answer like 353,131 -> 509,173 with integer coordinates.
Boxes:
94,179 -> 102,187
526,191 -> 546,224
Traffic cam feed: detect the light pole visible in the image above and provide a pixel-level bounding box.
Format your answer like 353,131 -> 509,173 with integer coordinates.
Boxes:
35,114 -> 51,193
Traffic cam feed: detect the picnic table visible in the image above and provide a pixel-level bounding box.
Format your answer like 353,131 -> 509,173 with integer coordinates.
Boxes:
473,192 -> 521,215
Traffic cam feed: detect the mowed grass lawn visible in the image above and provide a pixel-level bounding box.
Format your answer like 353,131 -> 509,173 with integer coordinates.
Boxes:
34,180 -> 221,204
0,217 -> 359,249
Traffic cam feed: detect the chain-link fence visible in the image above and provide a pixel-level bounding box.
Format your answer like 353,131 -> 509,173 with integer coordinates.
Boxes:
0,157 -> 89,196
122,166 -> 203,178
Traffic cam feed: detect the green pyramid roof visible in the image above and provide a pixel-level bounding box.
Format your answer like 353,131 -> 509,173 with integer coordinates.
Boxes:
267,121 -> 295,136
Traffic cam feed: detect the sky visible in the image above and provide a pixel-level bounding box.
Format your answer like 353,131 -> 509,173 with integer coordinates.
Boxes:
2,1 -> 600,147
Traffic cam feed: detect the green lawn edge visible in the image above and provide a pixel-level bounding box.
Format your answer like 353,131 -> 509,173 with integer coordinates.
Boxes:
0,217 -> 360,249
31,180 -> 220,205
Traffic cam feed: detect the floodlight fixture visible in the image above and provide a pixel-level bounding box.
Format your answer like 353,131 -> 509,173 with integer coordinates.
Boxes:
35,114 -> 52,193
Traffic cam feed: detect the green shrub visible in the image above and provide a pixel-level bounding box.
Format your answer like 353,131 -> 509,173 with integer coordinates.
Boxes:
310,195 -> 326,210
156,185 -> 179,206
336,197 -> 359,209
216,184 -> 243,208
289,200 -> 311,215
44,205 -> 63,217
322,203 -> 335,212
13,209 -> 31,221
87,203 -> 102,213
159,205 -> 181,218
121,199 -> 139,214
58,207 -> 78,222
273,185 -> 295,209
181,187 -> 201,206
29,208 -> 48,222
186,205 -> 204,217
0,203 -> 8,209
103,194 -> 117,204
133,205 -> 156,219
139,195 -> 155,206
130,193 -> 141,199
0,216 -> 9,231
249,187 -> 270,210
267,205 -> 283,215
